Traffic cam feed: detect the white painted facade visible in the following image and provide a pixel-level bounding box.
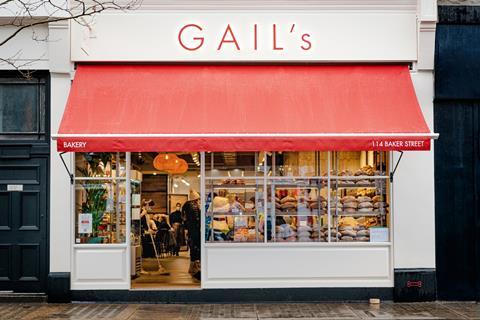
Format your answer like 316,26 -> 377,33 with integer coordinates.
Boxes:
0,0 -> 437,292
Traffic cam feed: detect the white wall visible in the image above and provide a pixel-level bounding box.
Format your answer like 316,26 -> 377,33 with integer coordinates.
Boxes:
0,25 -> 49,69
48,21 -> 73,273
393,70 -> 435,269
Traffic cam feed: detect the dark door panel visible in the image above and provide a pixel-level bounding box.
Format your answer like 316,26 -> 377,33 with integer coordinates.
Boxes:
434,101 -> 480,300
0,157 -> 47,292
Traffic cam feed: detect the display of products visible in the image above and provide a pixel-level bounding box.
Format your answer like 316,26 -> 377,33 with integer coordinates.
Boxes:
205,151 -> 390,244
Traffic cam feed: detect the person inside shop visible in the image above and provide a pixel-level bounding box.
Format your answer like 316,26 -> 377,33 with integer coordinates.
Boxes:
170,202 -> 185,256
154,214 -> 175,256
140,199 -> 156,258
182,190 -> 201,280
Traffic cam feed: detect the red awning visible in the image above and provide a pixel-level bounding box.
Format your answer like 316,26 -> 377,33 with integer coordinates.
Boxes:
54,65 -> 437,152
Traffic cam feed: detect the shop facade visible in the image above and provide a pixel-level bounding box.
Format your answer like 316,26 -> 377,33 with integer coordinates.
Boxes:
47,0 -> 438,302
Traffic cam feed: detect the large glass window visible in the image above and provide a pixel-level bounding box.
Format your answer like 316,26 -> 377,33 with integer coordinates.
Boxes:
74,153 -> 127,244
205,152 -> 265,242
205,151 -> 390,244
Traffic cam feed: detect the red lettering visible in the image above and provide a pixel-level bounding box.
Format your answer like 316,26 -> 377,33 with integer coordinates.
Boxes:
178,24 -> 204,51
301,33 -> 312,50
217,24 -> 240,50
253,24 -> 258,50
273,24 -> 284,50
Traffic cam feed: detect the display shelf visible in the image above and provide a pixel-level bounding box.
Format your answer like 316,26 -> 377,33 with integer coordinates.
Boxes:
335,183 -> 377,188
210,212 -> 257,217
333,212 -> 386,217
268,183 -> 326,188
211,184 -> 259,189
275,209 -> 326,215
274,214 -> 323,217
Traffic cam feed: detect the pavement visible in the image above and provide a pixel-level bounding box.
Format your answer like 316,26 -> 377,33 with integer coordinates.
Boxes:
0,302 -> 480,320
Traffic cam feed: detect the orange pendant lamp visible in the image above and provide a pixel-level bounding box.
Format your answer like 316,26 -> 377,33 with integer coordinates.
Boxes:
153,153 -> 188,174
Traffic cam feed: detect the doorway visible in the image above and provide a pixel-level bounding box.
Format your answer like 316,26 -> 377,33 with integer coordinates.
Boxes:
0,156 -> 48,292
130,152 -> 201,289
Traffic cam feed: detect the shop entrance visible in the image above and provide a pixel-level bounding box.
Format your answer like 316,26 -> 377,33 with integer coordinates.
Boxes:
130,152 -> 201,289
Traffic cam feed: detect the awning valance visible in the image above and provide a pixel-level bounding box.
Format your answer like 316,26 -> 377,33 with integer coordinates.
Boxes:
53,64 -> 437,152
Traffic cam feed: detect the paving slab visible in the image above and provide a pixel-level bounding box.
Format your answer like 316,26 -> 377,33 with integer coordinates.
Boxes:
0,302 -> 478,320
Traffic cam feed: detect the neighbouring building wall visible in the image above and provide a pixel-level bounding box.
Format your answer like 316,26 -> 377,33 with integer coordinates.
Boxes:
434,3 -> 480,300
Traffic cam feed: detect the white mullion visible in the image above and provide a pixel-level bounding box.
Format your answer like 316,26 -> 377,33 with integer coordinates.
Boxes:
200,151 -> 206,287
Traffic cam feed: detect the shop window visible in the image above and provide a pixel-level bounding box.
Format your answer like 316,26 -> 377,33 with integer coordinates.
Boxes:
74,153 -> 127,244
269,151 -> 389,243
0,77 -> 47,139
204,151 -> 390,244
205,152 -> 266,242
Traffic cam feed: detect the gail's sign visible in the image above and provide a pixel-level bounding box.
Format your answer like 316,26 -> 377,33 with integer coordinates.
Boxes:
177,23 -> 312,52
71,12 -> 417,62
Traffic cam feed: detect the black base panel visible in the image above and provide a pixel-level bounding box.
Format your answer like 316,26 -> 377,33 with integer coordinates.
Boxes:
47,273 -> 71,303
72,287 -> 393,303
394,269 -> 436,302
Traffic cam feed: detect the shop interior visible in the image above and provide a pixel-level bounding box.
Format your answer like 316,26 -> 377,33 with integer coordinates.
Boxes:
74,151 -> 390,289
74,152 -> 202,289
130,152 -> 201,289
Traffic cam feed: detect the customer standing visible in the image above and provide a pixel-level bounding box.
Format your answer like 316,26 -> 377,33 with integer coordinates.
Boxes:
182,190 -> 201,280
170,202 -> 185,256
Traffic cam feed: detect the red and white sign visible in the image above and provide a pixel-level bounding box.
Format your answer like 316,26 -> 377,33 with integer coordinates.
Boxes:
71,12 -> 417,62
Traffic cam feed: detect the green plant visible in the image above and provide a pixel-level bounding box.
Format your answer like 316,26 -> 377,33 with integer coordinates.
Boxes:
80,182 -> 108,234
77,153 -> 113,177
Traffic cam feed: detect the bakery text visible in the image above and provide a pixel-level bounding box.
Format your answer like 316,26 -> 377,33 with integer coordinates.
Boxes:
63,141 -> 87,149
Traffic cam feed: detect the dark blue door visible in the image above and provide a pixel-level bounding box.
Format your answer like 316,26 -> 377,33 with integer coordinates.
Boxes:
0,156 -> 48,292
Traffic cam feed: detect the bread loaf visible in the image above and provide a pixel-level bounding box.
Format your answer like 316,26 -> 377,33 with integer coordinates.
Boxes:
341,196 -> 356,203
358,207 -> 373,212
280,196 -> 296,204
340,230 -> 357,237
340,236 -> 354,241
356,236 -> 370,242
343,202 -> 358,209
358,202 -> 373,209
357,230 -> 370,237
281,202 -> 296,209
357,196 -> 372,203
374,202 -> 387,208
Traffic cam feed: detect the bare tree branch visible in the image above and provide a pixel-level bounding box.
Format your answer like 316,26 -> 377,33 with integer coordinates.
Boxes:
0,0 -> 141,73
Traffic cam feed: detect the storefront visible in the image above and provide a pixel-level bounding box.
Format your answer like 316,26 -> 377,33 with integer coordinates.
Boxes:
49,0 -> 438,302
